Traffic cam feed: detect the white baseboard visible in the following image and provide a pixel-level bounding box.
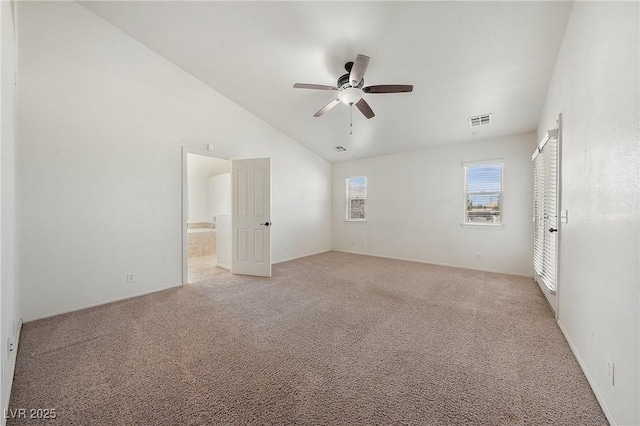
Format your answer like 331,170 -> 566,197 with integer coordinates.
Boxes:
272,249 -> 332,265
2,319 -> 22,426
331,249 -> 533,278
216,263 -> 230,271
557,319 -> 616,425
23,283 -> 183,323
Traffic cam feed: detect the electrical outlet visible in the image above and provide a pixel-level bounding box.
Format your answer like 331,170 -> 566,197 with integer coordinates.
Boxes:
360,242 -> 365,248
6,337 -> 13,358
607,358 -> 615,386
475,253 -> 481,260
127,273 -> 136,283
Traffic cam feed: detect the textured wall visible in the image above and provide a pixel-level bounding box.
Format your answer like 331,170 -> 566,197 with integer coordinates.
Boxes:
18,2 -> 332,321
332,133 -> 536,277
537,2 -> 639,424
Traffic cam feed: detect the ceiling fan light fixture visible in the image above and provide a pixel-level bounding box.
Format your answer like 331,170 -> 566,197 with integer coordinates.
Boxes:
337,87 -> 363,105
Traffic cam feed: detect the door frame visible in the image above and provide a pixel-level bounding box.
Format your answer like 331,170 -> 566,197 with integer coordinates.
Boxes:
532,113 -> 562,318
181,146 -> 231,285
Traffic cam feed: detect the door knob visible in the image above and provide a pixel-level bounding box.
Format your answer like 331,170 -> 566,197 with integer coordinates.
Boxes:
260,221 -> 271,227
549,228 -> 558,233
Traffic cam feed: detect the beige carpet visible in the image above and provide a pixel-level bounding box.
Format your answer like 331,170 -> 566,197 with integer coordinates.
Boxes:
9,252 -> 606,425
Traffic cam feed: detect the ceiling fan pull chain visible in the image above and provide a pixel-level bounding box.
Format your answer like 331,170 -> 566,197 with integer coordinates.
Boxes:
350,105 -> 353,135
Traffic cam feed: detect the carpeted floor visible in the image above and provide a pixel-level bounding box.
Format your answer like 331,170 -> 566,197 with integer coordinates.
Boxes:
9,252 -> 606,425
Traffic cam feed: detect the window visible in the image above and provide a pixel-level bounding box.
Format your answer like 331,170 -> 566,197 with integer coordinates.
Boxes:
346,176 -> 366,220
464,162 -> 503,224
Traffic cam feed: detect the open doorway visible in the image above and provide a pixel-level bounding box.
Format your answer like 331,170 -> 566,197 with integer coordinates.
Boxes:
184,151 -> 231,283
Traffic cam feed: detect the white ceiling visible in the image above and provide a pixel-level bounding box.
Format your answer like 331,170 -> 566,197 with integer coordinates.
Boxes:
80,1 -> 573,163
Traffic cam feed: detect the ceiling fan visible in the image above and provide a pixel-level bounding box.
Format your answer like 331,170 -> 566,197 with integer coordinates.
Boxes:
293,54 -> 413,119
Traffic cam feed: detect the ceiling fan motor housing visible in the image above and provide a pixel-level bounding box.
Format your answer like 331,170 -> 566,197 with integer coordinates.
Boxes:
337,73 -> 364,89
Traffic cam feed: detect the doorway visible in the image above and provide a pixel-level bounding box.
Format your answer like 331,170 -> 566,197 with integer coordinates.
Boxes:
183,149 -> 231,283
182,148 -> 273,284
532,114 -> 561,316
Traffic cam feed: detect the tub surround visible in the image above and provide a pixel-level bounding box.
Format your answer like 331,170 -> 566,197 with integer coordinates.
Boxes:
188,226 -> 216,258
187,222 -> 215,229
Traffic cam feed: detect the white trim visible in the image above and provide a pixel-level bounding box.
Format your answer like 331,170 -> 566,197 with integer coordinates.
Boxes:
345,219 -> 367,223
2,320 -> 22,426
459,223 -> 505,229
345,176 -> 367,221
331,249 -> 532,278
462,158 -> 505,167
182,146 -> 231,284
557,320 -> 617,425
555,113 -> 563,319
22,283 -> 182,323
272,249 -> 332,265
463,161 -> 504,225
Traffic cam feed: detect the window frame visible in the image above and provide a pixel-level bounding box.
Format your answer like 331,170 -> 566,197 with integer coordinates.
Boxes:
345,176 -> 367,222
462,160 -> 504,227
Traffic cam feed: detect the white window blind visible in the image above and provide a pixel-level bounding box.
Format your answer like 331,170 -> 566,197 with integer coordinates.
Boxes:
533,150 -> 545,275
532,131 -> 558,294
346,176 -> 366,220
464,162 -> 503,224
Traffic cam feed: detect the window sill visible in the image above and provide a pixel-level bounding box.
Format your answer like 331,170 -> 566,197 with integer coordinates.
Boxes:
345,220 -> 368,223
460,223 -> 505,229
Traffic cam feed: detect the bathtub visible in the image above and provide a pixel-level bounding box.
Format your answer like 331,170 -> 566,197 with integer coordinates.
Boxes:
187,224 -> 216,257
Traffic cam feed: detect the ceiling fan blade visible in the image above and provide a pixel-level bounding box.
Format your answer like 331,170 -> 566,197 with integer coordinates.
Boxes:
349,54 -> 370,86
355,98 -> 375,119
293,83 -> 338,90
363,85 -> 414,94
313,99 -> 341,117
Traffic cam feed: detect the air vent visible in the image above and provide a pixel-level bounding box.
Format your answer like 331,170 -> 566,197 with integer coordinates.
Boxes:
335,146 -> 347,152
469,113 -> 492,127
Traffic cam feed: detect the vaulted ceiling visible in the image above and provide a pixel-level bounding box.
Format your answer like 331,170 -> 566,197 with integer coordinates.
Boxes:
80,1 -> 573,162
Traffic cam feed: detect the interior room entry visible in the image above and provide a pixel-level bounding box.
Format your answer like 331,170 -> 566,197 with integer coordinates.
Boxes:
184,152 -> 232,283
182,150 -> 272,283
532,117 -> 561,315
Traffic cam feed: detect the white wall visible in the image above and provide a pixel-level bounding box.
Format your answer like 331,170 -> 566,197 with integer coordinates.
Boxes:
332,133 -> 535,276
208,173 -> 230,219
187,177 -> 210,223
537,2 -> 639,424
187,154 -> 230,224
0,0 -> 21,418
18,2 -> 331,321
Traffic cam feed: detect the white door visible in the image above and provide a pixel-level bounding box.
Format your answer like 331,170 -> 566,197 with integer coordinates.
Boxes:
231,158 -> 271,277
532,126 -> 559,314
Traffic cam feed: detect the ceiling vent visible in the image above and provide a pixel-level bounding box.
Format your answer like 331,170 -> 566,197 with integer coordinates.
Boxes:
469,113 -> 492,127
335,146 -> 347,152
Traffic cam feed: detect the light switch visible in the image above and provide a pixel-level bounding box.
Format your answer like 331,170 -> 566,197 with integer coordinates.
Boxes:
560,210 -> 568,223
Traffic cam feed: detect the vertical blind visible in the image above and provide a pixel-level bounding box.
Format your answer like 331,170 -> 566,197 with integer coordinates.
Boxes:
532,132 -> 558,293
533,151 -> 545,274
